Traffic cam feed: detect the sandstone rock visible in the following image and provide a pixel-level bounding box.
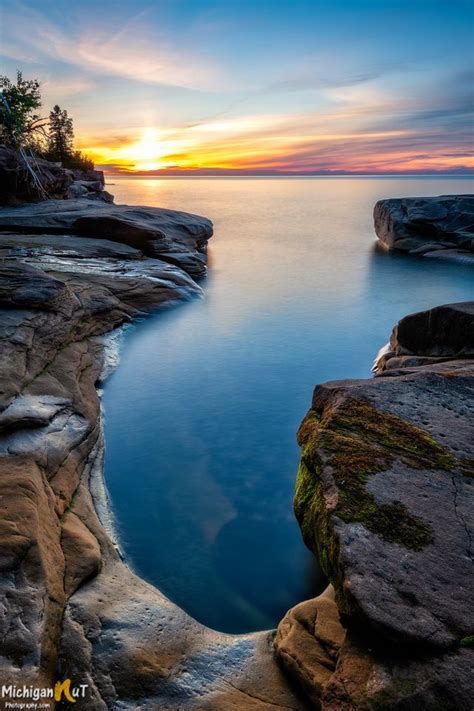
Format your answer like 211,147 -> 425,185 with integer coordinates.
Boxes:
71,168 -> 105,186
61,512 -> 101,596
373,195 -> 474,261
68,181 -> 89,199
0,146 -> 112,205
322,631 -> 473,711
0,225 -> 307,709
374,301 -> 474,374
68,179 -> 114,203
0,262 -> 70,310
0,199 -> 213,277
275,586 -> 345,706
83,188 -> 114,203
0,232 -> 143,260
0,456 -> 65,678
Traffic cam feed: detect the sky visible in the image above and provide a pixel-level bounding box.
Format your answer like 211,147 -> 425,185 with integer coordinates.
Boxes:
1,0 -> 473,174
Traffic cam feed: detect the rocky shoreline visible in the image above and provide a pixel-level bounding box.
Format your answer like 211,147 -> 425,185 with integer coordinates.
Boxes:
276,306 -> 474,709
0,188 -> 310,709
0,181 -> 473,710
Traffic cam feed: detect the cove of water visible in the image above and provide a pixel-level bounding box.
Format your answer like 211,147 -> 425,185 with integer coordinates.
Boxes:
102,176 -> 473,633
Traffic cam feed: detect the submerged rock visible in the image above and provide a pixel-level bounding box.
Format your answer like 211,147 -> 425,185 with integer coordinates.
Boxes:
373,194 -> 474,263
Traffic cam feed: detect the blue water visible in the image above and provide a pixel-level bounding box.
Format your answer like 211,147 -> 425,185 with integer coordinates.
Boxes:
103,177 -> 473,633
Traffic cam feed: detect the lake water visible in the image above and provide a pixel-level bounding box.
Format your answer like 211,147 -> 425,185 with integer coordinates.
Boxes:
102,176 -> 473,633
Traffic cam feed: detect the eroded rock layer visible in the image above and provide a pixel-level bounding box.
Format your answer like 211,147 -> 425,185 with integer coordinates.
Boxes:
0,208 -> 306,710
0,199 -> 213,277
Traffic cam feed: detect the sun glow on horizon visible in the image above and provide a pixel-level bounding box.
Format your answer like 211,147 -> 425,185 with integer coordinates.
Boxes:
114,127 -> 172,171
77,117 -> 474,175
2,0 -> 472,176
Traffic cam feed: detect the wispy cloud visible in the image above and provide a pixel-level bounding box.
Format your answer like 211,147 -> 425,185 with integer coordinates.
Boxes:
2,0 -> 472,174
81,69 -> 474,174
0,1 -> 221,90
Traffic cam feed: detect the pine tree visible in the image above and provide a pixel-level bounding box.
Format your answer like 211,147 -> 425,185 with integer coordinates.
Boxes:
48,104 -> 74,162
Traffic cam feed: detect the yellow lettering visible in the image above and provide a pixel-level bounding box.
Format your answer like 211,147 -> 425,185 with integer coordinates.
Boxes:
54,679 -> 76,703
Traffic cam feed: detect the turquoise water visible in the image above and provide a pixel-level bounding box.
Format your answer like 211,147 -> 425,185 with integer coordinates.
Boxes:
102,177 -> 473,633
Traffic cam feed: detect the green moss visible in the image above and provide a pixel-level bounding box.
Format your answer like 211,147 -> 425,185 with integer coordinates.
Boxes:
294,459 -> 350,613
321,424 -> 433,550
294,396 -> 458,599
327,398 -> 456,472
459,458 -> 474,478
460,635 -> 474,647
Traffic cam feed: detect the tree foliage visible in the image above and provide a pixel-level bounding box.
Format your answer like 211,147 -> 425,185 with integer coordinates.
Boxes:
47,104 -> 74,162
0,71 -> 44,147
0,71 -> 94,171
62,150 -> 94,171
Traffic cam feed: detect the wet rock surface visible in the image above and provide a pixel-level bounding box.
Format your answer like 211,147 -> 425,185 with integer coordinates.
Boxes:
374,194 -> 474,263
277,303 -> 474,710
0,206 -> 306,710
0,199 -> 213,277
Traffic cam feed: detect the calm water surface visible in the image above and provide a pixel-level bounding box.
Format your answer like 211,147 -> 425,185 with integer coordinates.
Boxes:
103,177 -> 473,633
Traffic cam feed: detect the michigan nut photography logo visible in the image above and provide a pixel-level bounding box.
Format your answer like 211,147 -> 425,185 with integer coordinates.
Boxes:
1,679 -> 88,709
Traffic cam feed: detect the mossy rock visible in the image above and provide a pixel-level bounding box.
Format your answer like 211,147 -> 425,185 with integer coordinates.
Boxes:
294,395 -> 460,614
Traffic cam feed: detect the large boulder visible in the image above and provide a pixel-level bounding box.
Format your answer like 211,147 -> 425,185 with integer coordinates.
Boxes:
374,301 -> 474,373
390,301 -> 474,356
373,195 -> 474,262
295,369 -> 473,649
277,303 -> 474,709
0,199 -> 213,277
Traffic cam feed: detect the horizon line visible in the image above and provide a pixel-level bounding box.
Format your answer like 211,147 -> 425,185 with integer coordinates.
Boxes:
100,167 -> 474,178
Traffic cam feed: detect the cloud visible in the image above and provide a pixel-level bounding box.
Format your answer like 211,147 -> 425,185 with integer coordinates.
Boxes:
3,1 -> 470,175
41,75 -> 97,99
78,74 -> 474,173
262,70 -> 382,94
0,1 -> 221,90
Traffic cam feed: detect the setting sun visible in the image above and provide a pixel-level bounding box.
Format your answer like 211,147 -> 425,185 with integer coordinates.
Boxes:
119,128 -> 167,170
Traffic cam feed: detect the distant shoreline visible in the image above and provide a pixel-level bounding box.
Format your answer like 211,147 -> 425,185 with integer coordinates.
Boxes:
104,173 -> 474,179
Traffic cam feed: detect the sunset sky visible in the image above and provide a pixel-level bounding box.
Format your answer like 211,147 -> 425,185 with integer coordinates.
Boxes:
1,0 -> 473,174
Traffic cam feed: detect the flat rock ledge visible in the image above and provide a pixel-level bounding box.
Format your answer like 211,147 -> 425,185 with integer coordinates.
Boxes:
0,206 -> 307,710
0,198 -> 213,278
373,194 -> 474,264
276,302 -> 474,710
